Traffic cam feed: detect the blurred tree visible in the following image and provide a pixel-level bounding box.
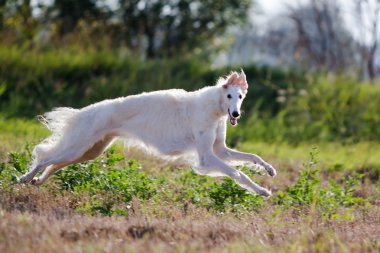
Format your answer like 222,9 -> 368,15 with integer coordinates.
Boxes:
0,0 -> 7,31
225,0 -> 361,75
119,0 -> 251,58
287,0 -> 357,73
354,0 -> 380,81
50,0 -> 107,35
223,0 -> 380,80
0,0 -> 37,40
0,0 -> 251,58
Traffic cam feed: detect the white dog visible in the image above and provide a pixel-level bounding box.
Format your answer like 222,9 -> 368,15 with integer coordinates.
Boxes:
20,70 -> 276,196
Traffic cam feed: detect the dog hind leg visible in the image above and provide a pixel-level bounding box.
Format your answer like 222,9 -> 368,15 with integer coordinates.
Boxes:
31,164 -> 64,185
19,162 -> 50,183
30,136 -> 115,185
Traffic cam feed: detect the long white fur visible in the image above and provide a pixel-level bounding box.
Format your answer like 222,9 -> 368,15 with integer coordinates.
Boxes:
20,70 -> 277,196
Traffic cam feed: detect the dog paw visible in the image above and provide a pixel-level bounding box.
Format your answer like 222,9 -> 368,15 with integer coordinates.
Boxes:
30,177 -> 41,186
262,162 -> 277,177
258,188 -> 272,197
19,173 -> 33,184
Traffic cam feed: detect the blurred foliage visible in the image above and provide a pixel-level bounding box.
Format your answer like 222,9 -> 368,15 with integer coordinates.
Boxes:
0,44 -> 305,118
0,0 -> 251,57
240,76 -> 380,143
120,0 -> 250,57
51,0 -> 107,35
2,45 -> 380,143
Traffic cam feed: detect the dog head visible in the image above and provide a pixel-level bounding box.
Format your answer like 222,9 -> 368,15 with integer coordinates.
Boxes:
219,70 -> 248,126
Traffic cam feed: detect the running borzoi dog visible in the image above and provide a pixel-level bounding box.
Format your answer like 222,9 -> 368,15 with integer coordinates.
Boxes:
19,70 -> 276,196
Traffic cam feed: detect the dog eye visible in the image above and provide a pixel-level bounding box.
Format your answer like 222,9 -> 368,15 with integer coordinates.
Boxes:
227,94 -> 232,99
239,94 -> 242,99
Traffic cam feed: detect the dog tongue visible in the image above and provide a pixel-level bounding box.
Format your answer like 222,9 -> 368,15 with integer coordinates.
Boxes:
230,117 -> 237,126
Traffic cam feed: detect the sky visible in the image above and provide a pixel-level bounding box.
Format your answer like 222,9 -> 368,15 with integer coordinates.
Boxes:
259,0 -> 348,15
256,0 -> 351,23
257,0 -> 380,45
258,0 -> 287,16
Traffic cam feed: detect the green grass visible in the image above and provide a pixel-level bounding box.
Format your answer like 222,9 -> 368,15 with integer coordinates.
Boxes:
2,116 -> 380,173
240,141 -> 380,172
0,117 -> 379,252
0,117 -> 48,160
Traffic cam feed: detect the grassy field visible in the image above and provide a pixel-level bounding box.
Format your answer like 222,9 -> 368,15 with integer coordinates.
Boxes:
0,117 -> 379,253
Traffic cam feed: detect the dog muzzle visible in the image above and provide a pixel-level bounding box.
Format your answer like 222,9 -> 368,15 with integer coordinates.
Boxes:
228,109 -> 238,126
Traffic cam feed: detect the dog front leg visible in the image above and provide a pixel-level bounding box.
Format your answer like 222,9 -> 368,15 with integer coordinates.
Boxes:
215,146 -> 276,177
199,151 -> 271,196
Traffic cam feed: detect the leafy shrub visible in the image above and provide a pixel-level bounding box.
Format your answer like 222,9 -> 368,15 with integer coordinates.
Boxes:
275,148 -> 369,217
244,76 -> 380,143
172,168 -> 265,212
172,170 -> 214,205
0,151 -> 31,187
209,177 -> 264,212
53,148 -> 157,215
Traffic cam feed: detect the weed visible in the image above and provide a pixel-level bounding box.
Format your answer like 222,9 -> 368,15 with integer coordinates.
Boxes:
275,148 -> 368,217
209,177 -> 264,212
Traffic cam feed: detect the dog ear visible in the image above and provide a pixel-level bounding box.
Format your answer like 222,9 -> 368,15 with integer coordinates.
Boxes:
223,72 -> 239,89
238,70 -> 248,90
239,69 -> 247,82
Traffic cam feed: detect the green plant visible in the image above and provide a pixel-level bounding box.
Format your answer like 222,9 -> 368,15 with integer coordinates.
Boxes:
275,148 -> 368,217
0,150 -> 31,186
209,177 -> 264,212
244,76 -> 380,143
52,148 -> 157,216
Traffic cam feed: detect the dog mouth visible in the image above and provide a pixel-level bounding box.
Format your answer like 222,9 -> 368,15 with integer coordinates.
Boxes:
228,109 -> 238,126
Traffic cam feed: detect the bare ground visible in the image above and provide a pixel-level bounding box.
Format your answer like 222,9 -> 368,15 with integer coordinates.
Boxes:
1,185 -> 379,253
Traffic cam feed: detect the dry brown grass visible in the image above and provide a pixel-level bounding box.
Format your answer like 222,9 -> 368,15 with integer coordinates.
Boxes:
1,185 -> 379,253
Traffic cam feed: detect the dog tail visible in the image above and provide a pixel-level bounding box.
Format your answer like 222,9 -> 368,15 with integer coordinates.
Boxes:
38,107 -> 78,134
32,107 -> 79,165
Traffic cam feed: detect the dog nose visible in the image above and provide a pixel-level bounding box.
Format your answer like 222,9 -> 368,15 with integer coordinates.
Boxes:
232,111 -> 240,118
